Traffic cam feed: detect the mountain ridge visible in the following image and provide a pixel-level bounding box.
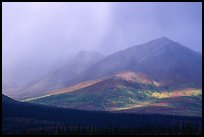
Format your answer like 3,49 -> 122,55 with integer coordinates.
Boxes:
65,37 -> 201,88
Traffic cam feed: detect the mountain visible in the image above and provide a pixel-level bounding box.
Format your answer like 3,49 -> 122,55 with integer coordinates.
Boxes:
25,37 -> 202,116
16,50 -> 104,99
67,37 -> 202,88
2,94 -> 202,135
27,71 -> 202,116
18,37 -> 202,100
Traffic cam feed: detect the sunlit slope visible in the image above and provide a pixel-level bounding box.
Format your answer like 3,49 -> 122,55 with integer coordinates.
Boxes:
27,71 -> 202,116
113,90 -> 202,117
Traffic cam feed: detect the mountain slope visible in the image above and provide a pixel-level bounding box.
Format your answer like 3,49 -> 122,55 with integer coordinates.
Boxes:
67,37 -> 202,88
16,50 -> 104,99
27,71 -> 202,116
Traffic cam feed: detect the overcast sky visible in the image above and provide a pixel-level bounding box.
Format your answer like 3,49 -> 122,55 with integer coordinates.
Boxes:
2,2 -> 202,88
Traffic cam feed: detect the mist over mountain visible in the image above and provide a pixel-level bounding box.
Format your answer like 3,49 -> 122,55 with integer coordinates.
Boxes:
66,37 -> 202,88
2,2 -> 202,98
10,50 -> 104,99
6,37 -> 201,100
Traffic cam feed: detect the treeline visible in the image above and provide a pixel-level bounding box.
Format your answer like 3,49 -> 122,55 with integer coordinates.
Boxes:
2,97 -> 202,135
2,118 -> 202,135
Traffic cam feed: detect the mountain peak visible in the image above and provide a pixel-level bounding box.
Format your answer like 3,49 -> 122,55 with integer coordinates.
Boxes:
147,37 -> 174,45
157,37 -> 172,41
137,37 -> 176,52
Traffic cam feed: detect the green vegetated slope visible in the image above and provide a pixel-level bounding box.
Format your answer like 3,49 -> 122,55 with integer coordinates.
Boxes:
28,72 -> 202,117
